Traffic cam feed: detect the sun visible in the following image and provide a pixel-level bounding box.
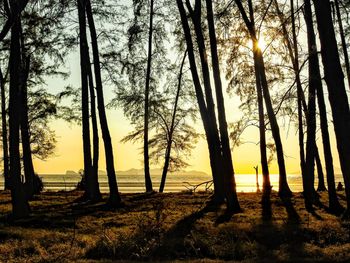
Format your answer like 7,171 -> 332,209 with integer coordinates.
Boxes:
257,37 -> 267,50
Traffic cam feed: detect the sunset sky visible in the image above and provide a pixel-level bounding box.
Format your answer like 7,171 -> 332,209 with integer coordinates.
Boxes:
32,50 -> 342,176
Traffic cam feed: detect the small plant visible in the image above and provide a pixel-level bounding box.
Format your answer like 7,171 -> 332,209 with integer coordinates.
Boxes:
86,200 -> 168,260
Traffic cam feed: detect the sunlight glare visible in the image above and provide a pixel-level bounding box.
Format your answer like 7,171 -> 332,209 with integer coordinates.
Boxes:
257,38 -> 266,50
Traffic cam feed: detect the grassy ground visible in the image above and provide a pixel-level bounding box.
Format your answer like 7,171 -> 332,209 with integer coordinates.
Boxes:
1,189 -> 350,262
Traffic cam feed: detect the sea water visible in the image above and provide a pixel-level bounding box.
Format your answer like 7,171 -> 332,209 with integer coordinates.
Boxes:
0,173 -> 345,193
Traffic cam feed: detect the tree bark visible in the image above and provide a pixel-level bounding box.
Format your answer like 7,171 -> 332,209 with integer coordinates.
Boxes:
235,0 -> 292,197
188,0 -> 225,201
86,0 -> 121,205
257,50 -> 292,197
307,0 -> 343,213
300,0 -> 317,210
78,0 -> 94,201
142,0 -> 154,192
176,0 -> 223,202
313,0 -> 350,215
247,0 -> 271,216
291,0 -> 309,199
8,10 -> 30,219
0,67 -> 10,190
19,55 -> 36,198
334,0 -> 350,90
87,55 -> 101,201
315,148 -> 326,192
206,0 -> 240,212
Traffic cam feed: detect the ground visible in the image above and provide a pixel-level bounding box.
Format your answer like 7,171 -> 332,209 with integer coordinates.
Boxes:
0,189 -> 350,262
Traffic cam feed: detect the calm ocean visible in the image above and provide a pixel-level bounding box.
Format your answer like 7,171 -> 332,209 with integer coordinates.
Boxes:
0,173 -> 345,193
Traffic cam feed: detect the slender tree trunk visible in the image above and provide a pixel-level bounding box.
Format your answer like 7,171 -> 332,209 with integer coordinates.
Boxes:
8,12 -> 30,219
313,0 -> 350,215
0,67 -> 10,190
248,0 -> 271,214
206,0 -> 240,212
87,57 -> 101,201
303,0 -> 326,195
334,0 -> 350,90
291,0 -> 308,199
20,55 -> 36,198
159,51 -> 187,193
315,148 -> 326,192
235,0 -> 291,197
189,0 -> 225,201
86,0 -> 121,205
299,0 -> 317,210
306,0 -> 343,213
78,0 -> 93,201
257,50 -> 292,197
176,0 -> 223,202
275,0 -> 309,201
142,0 -> 154,192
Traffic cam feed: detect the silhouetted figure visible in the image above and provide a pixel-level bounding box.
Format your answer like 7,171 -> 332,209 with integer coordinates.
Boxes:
337,182 -> 344,191
254,165 -> 260,193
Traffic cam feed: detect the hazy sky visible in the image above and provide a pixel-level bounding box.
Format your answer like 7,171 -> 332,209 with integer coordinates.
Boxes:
32,50 -> 342,176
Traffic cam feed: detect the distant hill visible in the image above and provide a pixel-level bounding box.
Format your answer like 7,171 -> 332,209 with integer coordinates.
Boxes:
65,170 -> 78,176
65,168 -> 208,177
116,168 -> 208,177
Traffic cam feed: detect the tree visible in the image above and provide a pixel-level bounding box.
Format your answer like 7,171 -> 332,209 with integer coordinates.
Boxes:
334,0 -> 350,90
246,0 -> 272,216
312,0 -> 350,215
176,0 -> 241,211
19,53 -> 35,199
157,51 -> 196,192
234,0 -> 292,197
8,5 -> 30,218
77,0 -> 100,202
86,0 -> 121,206
0,65 -> 9,190
206,0 -> 240,212
315,149 -> 326,192
143,0 -> 154,192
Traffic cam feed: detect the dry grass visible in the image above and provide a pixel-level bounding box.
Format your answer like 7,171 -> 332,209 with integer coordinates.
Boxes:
0,189 -> 350,262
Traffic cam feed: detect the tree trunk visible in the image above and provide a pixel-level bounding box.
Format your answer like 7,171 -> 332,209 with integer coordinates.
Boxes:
334,0 -> 350,90
307,0 -> 343,213
78,0 -> 94,201
142,0 -> 154,192
235,0 -> 291,197
313,0 -> 350,215
87,56 -> 101,201
86,0 -> 121,206
189,0 -> 225,202
176,0 -> 223,203
315,148 -> 326,192
8,12 -> 30,219
20,55 -> 36,198
206,0 -> 240,212
299,0 -> 316,210
291,0 -> 308,195
248,0 -> 271,215
159,51 -> 187,193
257,50 -> 292,197
0,67 -> 10,190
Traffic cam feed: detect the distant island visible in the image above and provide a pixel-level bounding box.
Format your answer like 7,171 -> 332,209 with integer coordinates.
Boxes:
65,168 -> 208,177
